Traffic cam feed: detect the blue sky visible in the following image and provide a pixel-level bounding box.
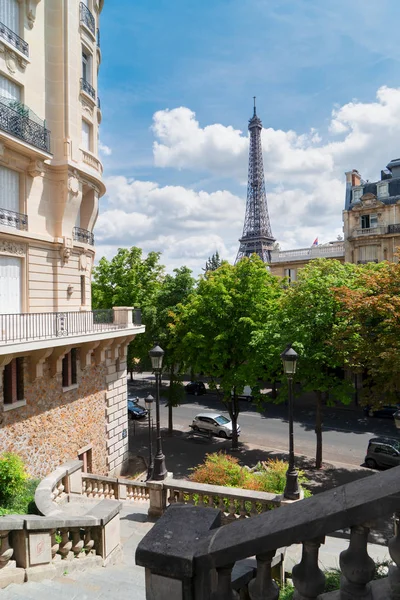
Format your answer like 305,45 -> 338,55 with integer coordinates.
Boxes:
95,0 -> 400,274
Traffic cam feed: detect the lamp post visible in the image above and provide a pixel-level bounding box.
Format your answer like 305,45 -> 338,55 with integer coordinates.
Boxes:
145,394 -> 154,480
281,344 -> 300,500
148,344 -> 167,480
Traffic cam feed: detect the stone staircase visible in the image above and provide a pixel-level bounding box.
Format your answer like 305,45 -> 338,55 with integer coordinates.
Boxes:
0,503 -> 151,600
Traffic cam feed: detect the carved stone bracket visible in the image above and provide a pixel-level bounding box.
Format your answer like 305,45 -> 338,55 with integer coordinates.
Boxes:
26,0 -> 41,29
0,42 -> 28,73
94,340 -> 111,366
28,160 -> 45,178
30,348 -> 53,382
49,346 -> 71,378
0,241 -> 26,256
59,237 -> 73,264
80,341 -> 100,370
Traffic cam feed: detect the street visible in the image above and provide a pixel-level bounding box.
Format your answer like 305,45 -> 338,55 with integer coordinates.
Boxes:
127,375 -> 399,468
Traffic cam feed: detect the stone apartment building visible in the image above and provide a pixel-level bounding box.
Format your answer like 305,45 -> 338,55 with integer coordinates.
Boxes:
269,158 -> 400,279
0,0 -> 144,479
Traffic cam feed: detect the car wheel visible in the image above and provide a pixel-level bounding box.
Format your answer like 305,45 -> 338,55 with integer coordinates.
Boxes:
194,390 -> 198,396
192,425 -> 199,431
365,458 -> 377,469
219,430 -> 228,439
128,413 -> 133,420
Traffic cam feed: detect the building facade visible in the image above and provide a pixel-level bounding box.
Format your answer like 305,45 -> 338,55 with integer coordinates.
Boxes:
0,0 -> 144,479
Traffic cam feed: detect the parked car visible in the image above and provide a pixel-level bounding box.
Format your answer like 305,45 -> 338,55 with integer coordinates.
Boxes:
191,412 -> 240,439
185,381 -> 206,396
363,404 -> 400,418
128,401 -> 148,420
232,385 -> 253,402
365,437 -> 400,469
127,388 -> 139,403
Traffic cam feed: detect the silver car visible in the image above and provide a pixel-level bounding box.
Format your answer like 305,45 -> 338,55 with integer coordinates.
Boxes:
191,412 -> 240,439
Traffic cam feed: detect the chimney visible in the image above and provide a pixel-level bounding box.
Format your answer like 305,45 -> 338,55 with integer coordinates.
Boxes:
345,170 -> 361,187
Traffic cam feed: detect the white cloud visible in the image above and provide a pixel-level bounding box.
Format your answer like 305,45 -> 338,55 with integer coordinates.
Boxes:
96,86 -> 400,274
99,142 -> 112,156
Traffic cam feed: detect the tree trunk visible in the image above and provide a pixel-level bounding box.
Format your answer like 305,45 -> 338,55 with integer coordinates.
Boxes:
168,368 -> 174,436
230,394 -> 239,451
130,369 -> 133,381
271,380 -> 277,400
315,390 -> 323,469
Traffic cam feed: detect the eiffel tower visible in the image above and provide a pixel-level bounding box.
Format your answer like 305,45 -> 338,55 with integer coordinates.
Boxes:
235,98 -> 275,264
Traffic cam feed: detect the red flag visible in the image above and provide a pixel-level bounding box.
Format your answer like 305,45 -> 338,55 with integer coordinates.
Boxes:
312,237 -> 318,246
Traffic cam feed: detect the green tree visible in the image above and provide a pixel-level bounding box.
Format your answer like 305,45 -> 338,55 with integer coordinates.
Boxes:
256,259 -> 361,468
92,247 -> 165,370
172,256 -> 283,449
203,251 -> 222,272
153,267 -> 196,434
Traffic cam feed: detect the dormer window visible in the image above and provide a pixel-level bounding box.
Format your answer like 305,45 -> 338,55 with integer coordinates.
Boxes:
353,188 -> 363,202
377,182 -> 389,198
361,214 -> 378,230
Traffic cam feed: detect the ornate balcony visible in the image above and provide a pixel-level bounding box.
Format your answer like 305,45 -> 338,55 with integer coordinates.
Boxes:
73,226 -> 94,245
0,97 -> 51,153
353,225 -> 387,237
80,77 -> 96,100
0,308 -> 142,346
79,2 -> 95,35
0,21 -> 29,56
0,207 -> 28,231
388,223 -> 400,234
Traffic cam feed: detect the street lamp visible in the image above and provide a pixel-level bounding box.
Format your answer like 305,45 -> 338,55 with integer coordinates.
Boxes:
145,394 -> 154,480
148,344 -> 167,480
281,344 -> 300,500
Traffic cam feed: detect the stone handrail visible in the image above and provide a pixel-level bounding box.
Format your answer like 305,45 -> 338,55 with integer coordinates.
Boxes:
270,243 -> 345,263
164,478 -> 281,524
136,465 -> 400,599
81,472 -> 150,503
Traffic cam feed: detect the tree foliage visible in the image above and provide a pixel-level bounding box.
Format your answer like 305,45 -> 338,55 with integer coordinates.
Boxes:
203,251 -> 222,273
171,256 -> 283,449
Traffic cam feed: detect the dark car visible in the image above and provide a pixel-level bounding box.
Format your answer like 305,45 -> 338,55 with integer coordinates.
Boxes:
364,404 -> 400,418
365,437 -> 400,469
128,401 -> 148,420
127,389 -> 139,404
185,381 -> 206,396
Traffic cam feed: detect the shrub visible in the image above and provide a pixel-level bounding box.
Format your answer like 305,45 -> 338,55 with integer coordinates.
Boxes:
0,452 -> 27,508
254,459 -> 312,498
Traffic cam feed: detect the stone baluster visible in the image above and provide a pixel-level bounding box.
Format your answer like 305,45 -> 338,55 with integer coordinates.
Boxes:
126,485 -> 132,500
82,479 -> 87,495
250,501 -> 258,518
292,538 -> 325,600
212,564 -> 240,600
83,528 -> 95,555
71,528 -> 84,558
58,529 -> 72,559
218,496 -> 226,514
248,550 -> 279,600
178,490 -> 185,502
92,482 -> 98,497
98,481 -> 104,498
0,531 -> 13,568
104,483 -> 109,497
86,481 -> 93,497
50,529 -> 60,562
226,497 -> 236,522
339,524 -> 375,599
389,512 -> 400,599
198,494 -> 205,508
239,499 -> 247,519
168,489 -> 176,504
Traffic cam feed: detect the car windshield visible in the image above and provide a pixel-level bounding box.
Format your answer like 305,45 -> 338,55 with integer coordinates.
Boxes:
214,415 -> 230,425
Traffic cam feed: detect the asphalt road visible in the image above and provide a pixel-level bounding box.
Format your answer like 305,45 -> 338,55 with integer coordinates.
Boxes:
127,375 -> 400,467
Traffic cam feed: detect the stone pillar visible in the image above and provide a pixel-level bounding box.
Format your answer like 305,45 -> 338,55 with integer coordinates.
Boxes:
112,307 -> 133,327
105,348 -> 129,476
147,481 -> 168,518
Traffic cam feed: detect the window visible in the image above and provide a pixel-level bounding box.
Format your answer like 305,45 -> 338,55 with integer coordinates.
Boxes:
377,182 -> 389,198
358,246 -> 379,263
81,120 -> 91,151
353,188 -> 363,202
62,348 -> 77,388
0,256 -> 21,314
0,166 -> 19,213
284,268 -> 296,284
0,0 -> 19,35
80,275 -> 86,305
3,358 -> 24,404
82,50 -> 92,83
360,214 -> 378,229
0,74 -> 21,102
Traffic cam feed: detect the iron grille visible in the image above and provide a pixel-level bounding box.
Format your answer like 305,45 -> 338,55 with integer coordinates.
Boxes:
0,207 -> 28,231
0,21 -> 29,57
79,2 -> 96,35
388,224 -> 400,234
0,99 -> 51,153
80,78 -> 96,100
73,226 -> 94,245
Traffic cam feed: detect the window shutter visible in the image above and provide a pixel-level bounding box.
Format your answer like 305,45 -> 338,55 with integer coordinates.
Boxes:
0,0 -> 19,35
0,256 -> 22,314
0,166 -> 19,212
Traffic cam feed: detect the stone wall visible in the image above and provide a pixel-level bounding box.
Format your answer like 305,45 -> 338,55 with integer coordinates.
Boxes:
0,360 -> 108,479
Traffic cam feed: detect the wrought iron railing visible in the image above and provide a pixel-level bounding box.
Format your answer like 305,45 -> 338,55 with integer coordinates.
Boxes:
0,309 -> 142,344
0,208 -> 28,231
79,2 -> 96,35
388,223 -> 400,234
73,226 -> 94,245
0,99 -> 51,153
80,78 -> 96,100
0,21 -> 29,56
